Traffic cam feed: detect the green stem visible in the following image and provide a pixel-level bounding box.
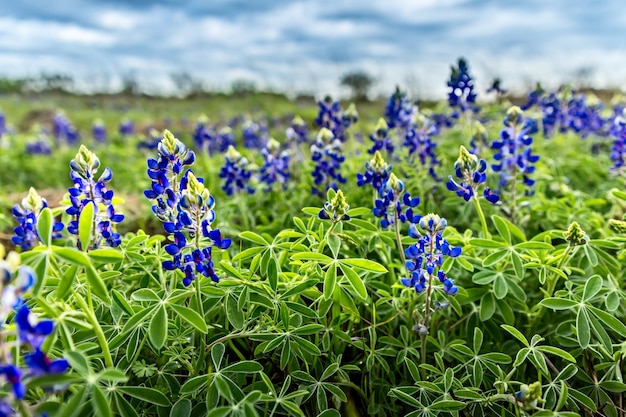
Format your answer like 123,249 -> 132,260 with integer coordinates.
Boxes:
318,221 -> 338,254
473,196 -> 490,238
73,291 -> 113,368
394,212 -> 406,267
237,193 -> 252,231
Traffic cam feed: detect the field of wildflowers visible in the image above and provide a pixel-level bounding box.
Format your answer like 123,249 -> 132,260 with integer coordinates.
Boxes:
0,59 -> 625,416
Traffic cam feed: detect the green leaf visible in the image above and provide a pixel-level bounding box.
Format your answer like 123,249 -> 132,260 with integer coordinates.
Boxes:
540,298 -> 578,310
149,304 -> 167,350
118,386 -> 171,407
348,218 -> 378,231
482,250 -> 508,267
515,241 -> 554,250
92,385 -> 113,417
218,261 -> 242,280
347,207 -> 371,217
469,238 -> 506,249
291,252 -> 333,264
65,350 -> 91,375
492,215 -> 511,244
239,231 -> 270,246
556,381 -> 568,411
37,207 -> 53,247
132,288 -> 161,302
56,385 -> 87,417
501,325 -> 529,347
493,275 -> 508,299
225,294 -> 244,330
599,381 -> 626,393
116,394 -> 140,417
536,346 -> 576,363
170,399 -> 192,417
582,275 -> 603,302
576,309 -> 591,348
317,410 -> 341,417
341,265 -> 367,301
98,368 -> 129,383
588,305 -> 626,337
479,292 -> 496,321
323,264 -> 337,301
267,257 -> 278,291
53,246 -> 91,267
180,375 -> 208,394
339,258 -> 387,273
78,201 -> 95,250
222,360 -> 263,373
430,400 -> 466,411
86,266 -> 111,304
56,264 -> 78,300
170,303 -> 208,333
88,248 -> 124,263
328,234 -> 341,259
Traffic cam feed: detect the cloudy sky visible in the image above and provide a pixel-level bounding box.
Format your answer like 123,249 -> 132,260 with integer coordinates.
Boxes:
0,0 -> 624,98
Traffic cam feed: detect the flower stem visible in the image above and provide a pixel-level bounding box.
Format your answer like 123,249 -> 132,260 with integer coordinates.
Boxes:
394,212 -> 406,267
472,196 -> 490,238
73,290 -> 113,368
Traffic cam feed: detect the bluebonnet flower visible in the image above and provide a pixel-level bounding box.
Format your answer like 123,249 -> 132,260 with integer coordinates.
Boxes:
515,382 -> 542,408
563,93 -> 608,138
367,118 -> 394,155
318,189 -> 350,222
66,146 -> 124,249
446,145 -> 499,204
447,58 -> 478,113
0,110 -> 5,137
25,127 -> 53,155
315,96 -> 358,142
0,400 -> 13,416
403,111 -> 441,180
539,92 -> 563,138
356,150 -> 391,194
23,348 -> 69,376
52,111 -> 79,145
0,247 -> 36,324
310,128 -> 346,195
468,121 -> 488,155
16,305 -> 54,349
119,118 -> 134,137
491,106 -> 540,193
137,128 -> 162,151
286,115 -> 309,146
385,87 -> 415,130
11,188 -> 64,251
373,173 -> 420,228
259,138 -> 290,191
401,214 -> 462,297
242,118 -> 268,149
521,83 -> 544,110
0,365 -> 23,400
610,109 -> 626,175
192,115 -> 212,152
145,131 -> 231,286
92,119 -> 107,143
220,146 -> 255,195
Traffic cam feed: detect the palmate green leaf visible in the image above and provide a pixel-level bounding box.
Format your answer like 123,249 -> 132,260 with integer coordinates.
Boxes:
582,275 -> 603,302
515,241 -> 554,250
148,304 -> 167,350
170,303 -> 208,333
430,400 -> 466,412
57,264 -> 78,300
57,385 -> 87,417
323,264 -> 337,301
540,298 -> 578,310
492,215 -> 511,244
576,309 -> 591,348
225,293 -> 244,330
339,258 -> 387,273
86,266 -> 111,304
78,201 -> 95,251
37,207 -> 53,247
348,218 -> 378,231
479,292 -> 496,321
97,368 -> 129,383
222,360 -> 263,373
170,399 -> 192,417
88,248 -> 124,263
115,393 -> 140,417
132,288 -> 160,302
501,325 -> 529,347
469,238 -> 507,249
587,305 -> 626,337
92,385 -> 113,417
239,231 -> 270,246
340,264 -> 367,301
180,374 -> 208,394
111,289 -> 134,316
267,256 -> 279,291
292,252 -> 333,264
536,346 -> 576,363
118,386 -> 171,407
53,246 -> 91,267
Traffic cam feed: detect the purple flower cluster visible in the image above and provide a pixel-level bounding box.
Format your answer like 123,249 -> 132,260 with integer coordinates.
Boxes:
356,150 -> 391,194
53,111 -> 79,145
92,119 -> 107,143
0,260 -> 68,411
373,173 -> 420,228
144,130 -> 231,286
447,58 -> 478,113
66,146 -> 124,249
119,118 -> 134,137
220,146 -> 255,196
315,96 -> 358,142
259,138 -> 290,191
11,188 -> 64,251
401,214 -> 461,296
367,118 -> 394,155
242,118 -> 269,149
491,106 -> 540,192
385,87 -> 415,130
610,109 -> 626,175
285,115 -> 309,146
310,128 -> 346,195
446,146 -> 499,204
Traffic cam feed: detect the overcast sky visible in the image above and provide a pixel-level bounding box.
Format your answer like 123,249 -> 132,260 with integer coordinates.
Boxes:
0,0 -> 624,98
